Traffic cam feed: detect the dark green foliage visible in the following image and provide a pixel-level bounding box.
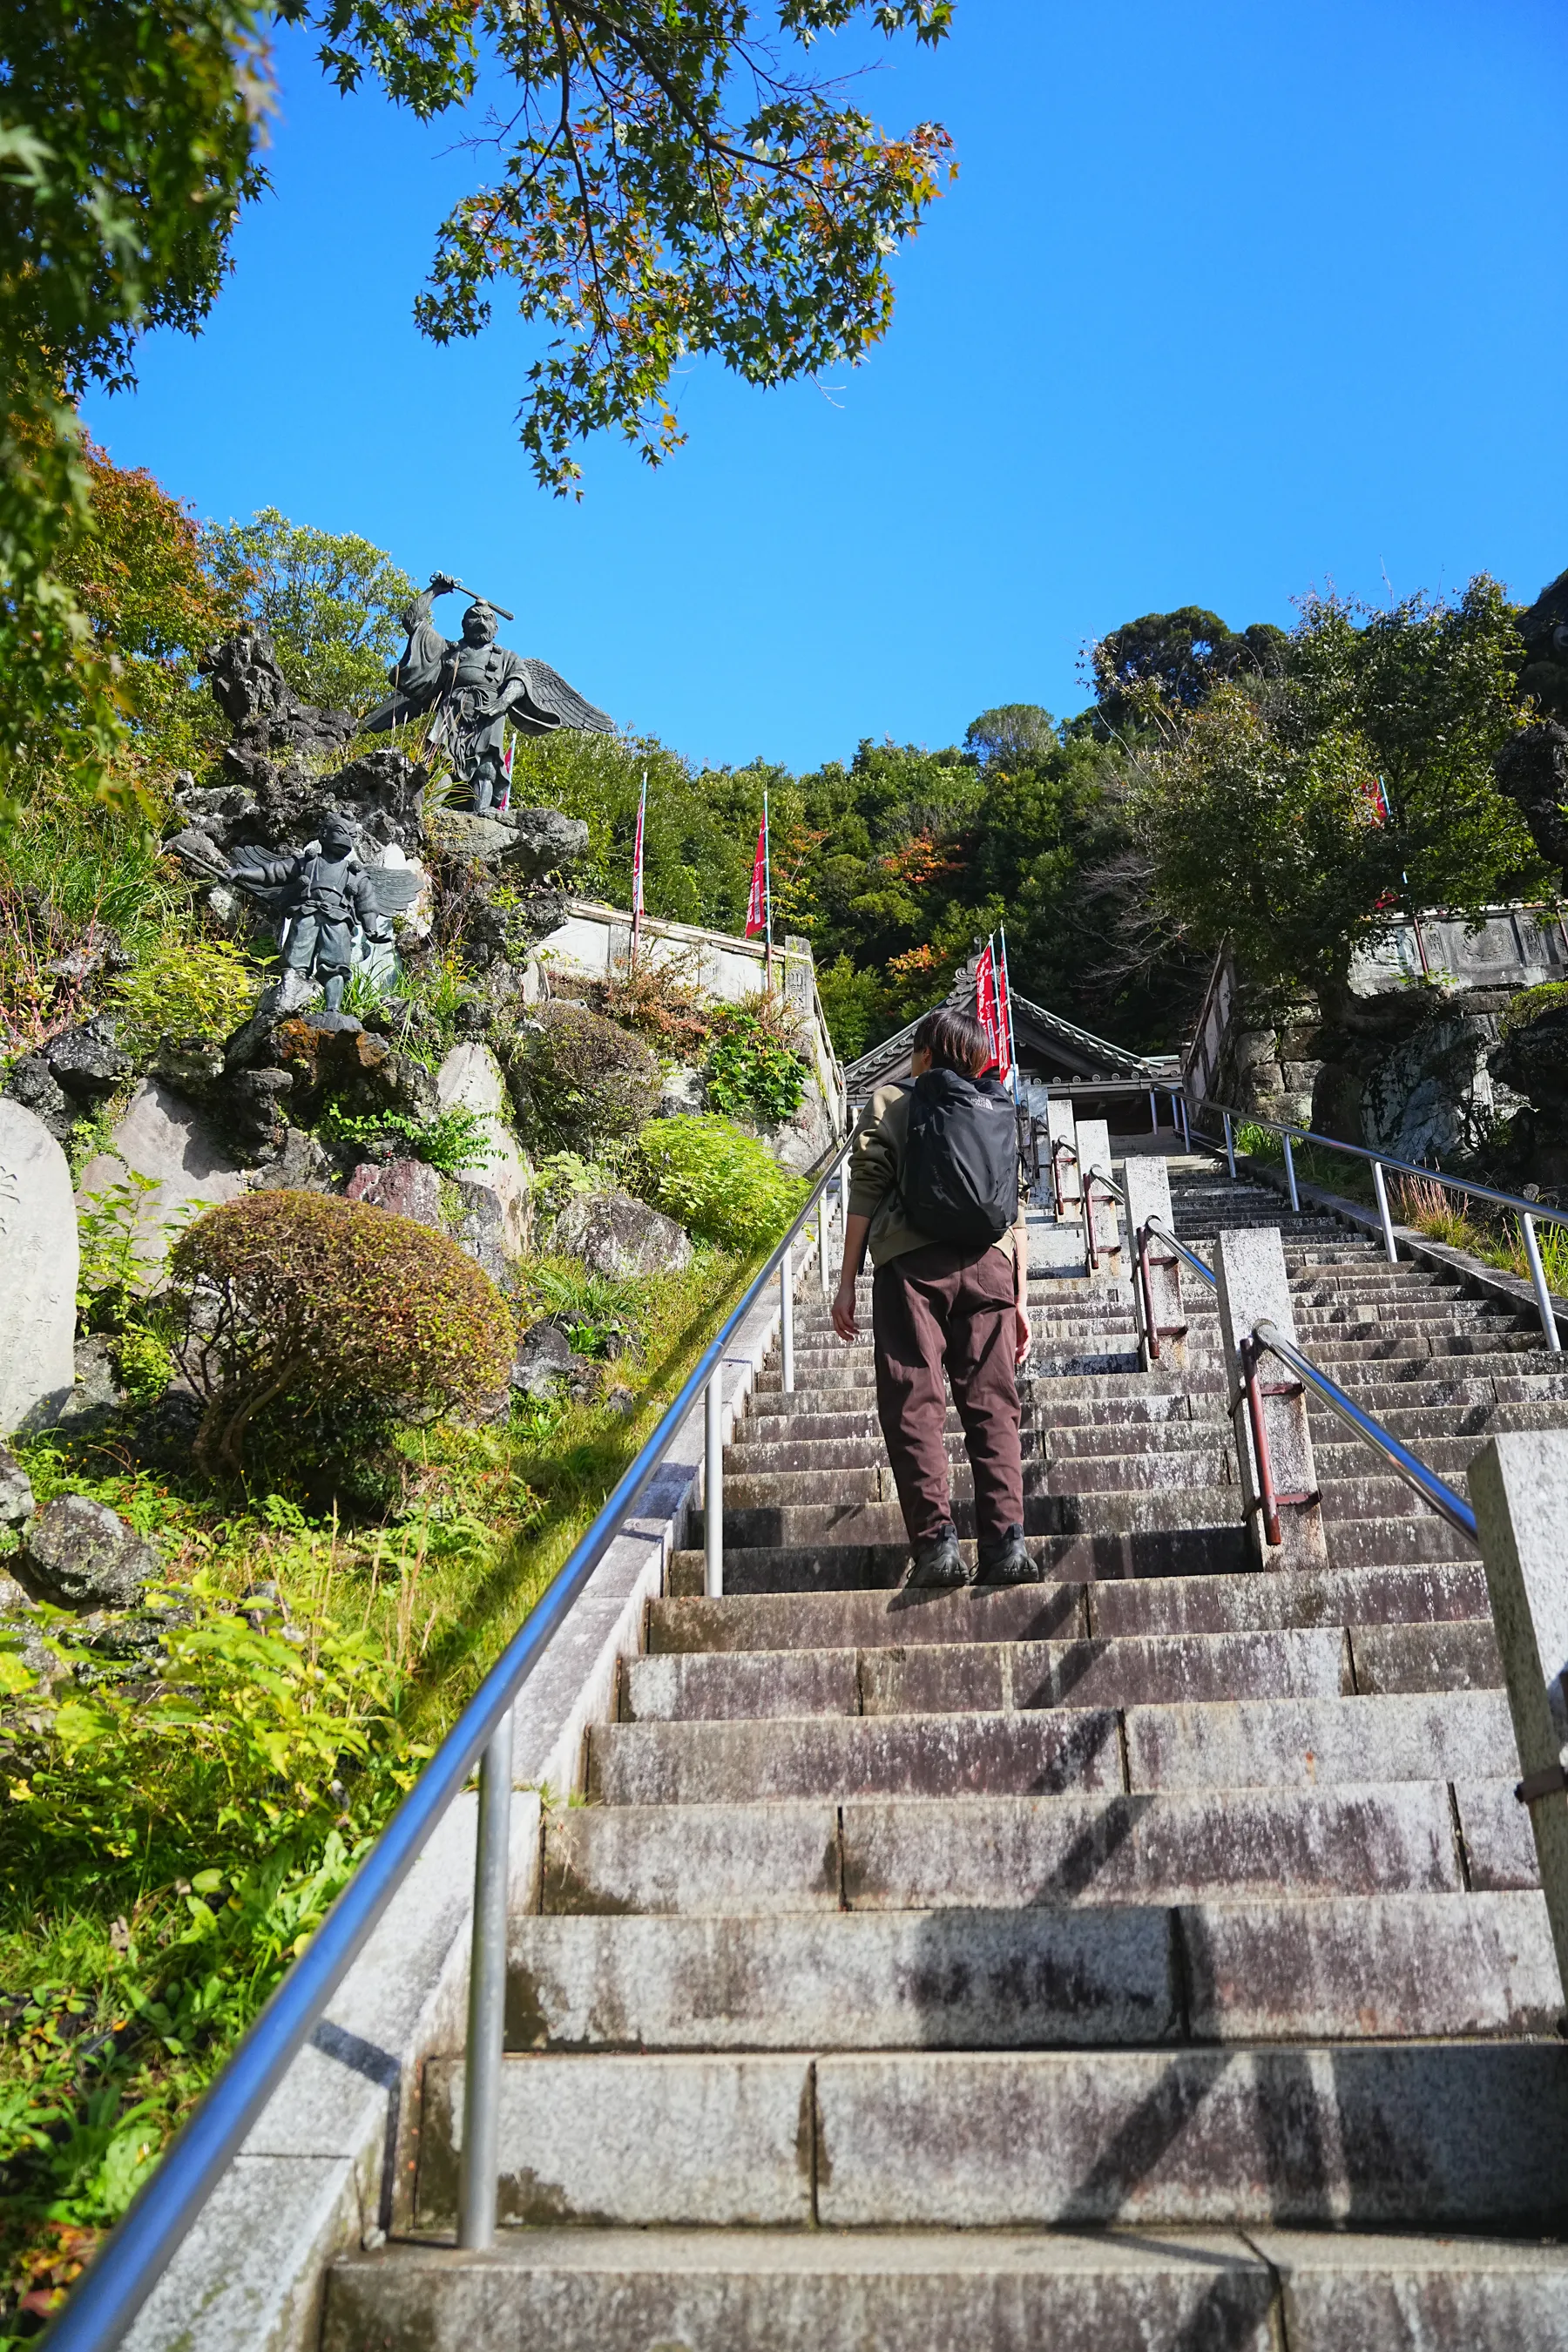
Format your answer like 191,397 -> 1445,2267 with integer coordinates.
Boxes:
635,1115 -> 805,1250
704,1009 -> 808,1125
1,3 -> 268,804
201,510 -> 416,714
506,1001 -> 661,1155
964,704 -> 1059,765
1133,579 -> 1547,995
1091,605 -> 1289,728
169,1193 -> 515,1476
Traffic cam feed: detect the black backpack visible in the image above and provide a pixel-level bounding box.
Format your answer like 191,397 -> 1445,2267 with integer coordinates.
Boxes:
900,1068 -> 1020,1249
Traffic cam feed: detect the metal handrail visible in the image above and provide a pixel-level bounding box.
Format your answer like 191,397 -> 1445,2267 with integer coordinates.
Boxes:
1252,1317 -> 1477,1542
44,1143 -> 849,2352
1185,1097 -> 1565,1352
1141,1214 -> 1477,1542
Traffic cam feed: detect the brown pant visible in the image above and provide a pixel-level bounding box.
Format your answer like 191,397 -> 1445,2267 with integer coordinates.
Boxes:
872,1241 -> 1024,1546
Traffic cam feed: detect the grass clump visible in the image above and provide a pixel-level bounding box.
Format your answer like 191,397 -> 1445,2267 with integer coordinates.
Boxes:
1393,1173 -> 1568,1295
635,1114 -> 806,1250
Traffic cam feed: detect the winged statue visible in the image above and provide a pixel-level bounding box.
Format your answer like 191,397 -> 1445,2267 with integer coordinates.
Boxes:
361,574 -> 616,815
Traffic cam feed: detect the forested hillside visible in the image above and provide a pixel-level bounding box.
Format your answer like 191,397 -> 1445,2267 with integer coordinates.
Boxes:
6,439 -> 1566,1077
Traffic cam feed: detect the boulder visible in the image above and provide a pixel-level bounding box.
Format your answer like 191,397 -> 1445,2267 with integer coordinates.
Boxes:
738,1073 -> 838,1176
345,1157 -> 443,1227
76,1078 -> 249,1267
657,1064 -> 708,1119
429,806 -> 589,875
553,1187 -> 693,1279
17,1495 -> 160,1611
446,1179 -> 511,1286
428,810 -> 517,865
50,1335 -> 131,1433
0,1444 -> 35,1530
510,1318 -> 578,1399
0,1101 -> 78,1435
3,1052 -> 76,1142
435,1041 -> 531,1257
251,1125 -> 333,1193
506,807 -> 590,878
45,1014 -> 132,1100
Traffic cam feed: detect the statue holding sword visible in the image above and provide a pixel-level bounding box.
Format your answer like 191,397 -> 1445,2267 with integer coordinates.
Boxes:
361,574 -> 616,815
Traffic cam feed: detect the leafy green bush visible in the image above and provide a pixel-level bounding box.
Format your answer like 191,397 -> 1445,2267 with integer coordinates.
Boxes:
704,1007 -> 808,1125
531,1150 -> 603,1222
505,1001 -> 660,1155
0,1577 -> 422,2294
634,1115 -> 805,1251
169,1193 -> 515,1477
109,933 -> 263,1052
317,1102 -> 496,1175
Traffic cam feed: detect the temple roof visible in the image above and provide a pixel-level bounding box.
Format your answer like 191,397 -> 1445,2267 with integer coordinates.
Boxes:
844,956 -> 1179,1095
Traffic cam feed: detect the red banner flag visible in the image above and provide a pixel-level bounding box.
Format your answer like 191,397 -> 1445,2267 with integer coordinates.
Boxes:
973,937 -> 1013,1081
746,815 -> 767,937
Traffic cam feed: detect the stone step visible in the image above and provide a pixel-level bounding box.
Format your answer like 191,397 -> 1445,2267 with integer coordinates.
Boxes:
625,1619 -> 1500,1722
539,1781 -> 1536,1916
698,1486 -> 1248,1555
323,2223 -> 1568,2349
620,1626 -> 1355,1724
590,1690 -> 1520,1806
649,1561 -> 1491,1656
500,1893 -> 1558,2052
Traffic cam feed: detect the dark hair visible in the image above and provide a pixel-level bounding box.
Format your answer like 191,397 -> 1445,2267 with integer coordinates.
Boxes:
913,1007 -> 990,1077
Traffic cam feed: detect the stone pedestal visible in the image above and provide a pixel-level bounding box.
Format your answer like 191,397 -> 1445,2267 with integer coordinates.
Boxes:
1075,1118 -> 1121,1282
1123,1157 -> 1185,1372
1214,1226 -> 1327,1571
1470,1432 -> 1568,2004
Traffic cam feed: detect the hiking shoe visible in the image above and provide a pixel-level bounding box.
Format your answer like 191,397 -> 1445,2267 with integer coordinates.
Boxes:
906,1525 -> 969,1589
976,1526 -> 1040,1585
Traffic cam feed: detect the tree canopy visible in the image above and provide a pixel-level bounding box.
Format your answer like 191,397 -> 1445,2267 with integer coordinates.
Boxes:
1127,579 -> 1547,998
2,0 -> 956,802
204,510 -> 416,713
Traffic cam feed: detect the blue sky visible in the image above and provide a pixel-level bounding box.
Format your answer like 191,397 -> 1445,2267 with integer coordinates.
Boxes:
84,0 -> 1568,774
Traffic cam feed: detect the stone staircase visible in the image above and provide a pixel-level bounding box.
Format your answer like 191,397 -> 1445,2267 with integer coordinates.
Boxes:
323,1151 -> 1568,2350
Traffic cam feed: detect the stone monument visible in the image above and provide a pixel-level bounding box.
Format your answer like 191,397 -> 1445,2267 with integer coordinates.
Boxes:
0,1100 -> 78,1434
362,575 -> 615,814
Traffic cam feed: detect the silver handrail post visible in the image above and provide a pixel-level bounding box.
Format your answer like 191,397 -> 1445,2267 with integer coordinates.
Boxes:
705,1367 -> 724,1597
1282,1129 -> 1300,1214
1149,1088 -> 1158,1132
1371,1159 -> 1398,1265
456,1704 -> 514,2252
781,1242 -> 795,1392
1221,1110 -> 1235,1179
818,1193 -> 830,1301
1520,1213 -> 1563,1353
1178,1092 -> 1191,1149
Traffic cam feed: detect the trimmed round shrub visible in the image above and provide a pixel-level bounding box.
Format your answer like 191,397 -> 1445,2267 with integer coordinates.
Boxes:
170,1191 -> 514,1477
633,1115 -> 806,1252
505,1000 -> 660,1154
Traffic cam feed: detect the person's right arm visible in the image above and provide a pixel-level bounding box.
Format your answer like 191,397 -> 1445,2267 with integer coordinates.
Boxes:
831,1213 -> 872,1341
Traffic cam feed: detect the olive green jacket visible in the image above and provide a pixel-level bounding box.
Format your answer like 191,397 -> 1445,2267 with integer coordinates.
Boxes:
847,1080 -> 1028,1282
